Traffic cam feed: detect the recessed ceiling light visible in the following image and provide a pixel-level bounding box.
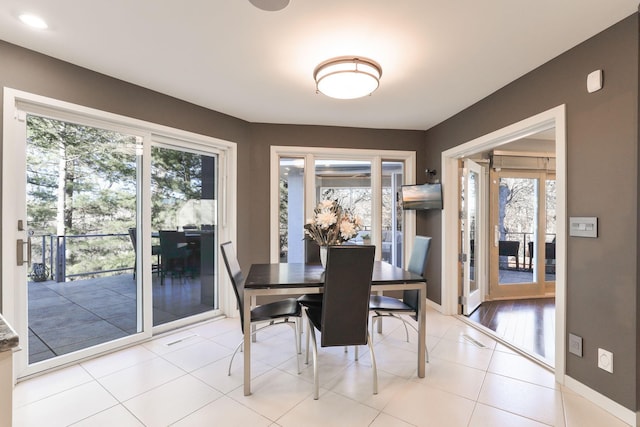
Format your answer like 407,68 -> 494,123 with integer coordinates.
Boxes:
19,13 -> 48,30
249,0 -> 290,12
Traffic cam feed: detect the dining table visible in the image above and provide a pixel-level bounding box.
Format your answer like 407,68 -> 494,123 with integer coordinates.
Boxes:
242,260 -> 427,396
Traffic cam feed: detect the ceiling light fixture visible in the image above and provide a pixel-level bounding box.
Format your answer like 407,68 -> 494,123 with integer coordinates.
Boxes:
313,57 -> 382,100
19,13 -> 48,29
249,0 -> 290,12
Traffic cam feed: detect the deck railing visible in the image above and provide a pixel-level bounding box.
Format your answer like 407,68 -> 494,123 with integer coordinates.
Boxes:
32,233 -> 132,282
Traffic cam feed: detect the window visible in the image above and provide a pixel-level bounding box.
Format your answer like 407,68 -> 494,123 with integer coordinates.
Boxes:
271,147 -> 415,267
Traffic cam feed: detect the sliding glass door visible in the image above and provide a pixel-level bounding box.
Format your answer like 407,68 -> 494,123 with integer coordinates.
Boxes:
4,89 -> 235,377
150,146 -> 219,325
24,115 -> 142,364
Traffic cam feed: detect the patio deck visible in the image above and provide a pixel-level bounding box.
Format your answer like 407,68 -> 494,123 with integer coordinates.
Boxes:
28,273 -> 214,363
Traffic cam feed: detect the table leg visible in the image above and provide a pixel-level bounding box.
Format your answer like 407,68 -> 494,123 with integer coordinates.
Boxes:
417,282 -> 426,377
375,290 -> 383,333
243,293 -> 252,396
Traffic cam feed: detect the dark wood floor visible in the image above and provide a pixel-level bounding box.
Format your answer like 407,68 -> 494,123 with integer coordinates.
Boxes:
468,298 -> 555,365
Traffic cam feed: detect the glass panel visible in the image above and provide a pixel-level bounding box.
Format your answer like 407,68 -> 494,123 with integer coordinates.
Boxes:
151,146 -> 218,326
315,159 -> 371,240
382,161 -> 404,267
468,169 -> 478,287
279,158 -> 305,262
545,179 -> 556,281
498,177 -> 536,285
26,114 -> 140,364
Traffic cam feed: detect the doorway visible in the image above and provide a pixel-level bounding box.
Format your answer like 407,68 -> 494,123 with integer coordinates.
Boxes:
441,105 -> 566,381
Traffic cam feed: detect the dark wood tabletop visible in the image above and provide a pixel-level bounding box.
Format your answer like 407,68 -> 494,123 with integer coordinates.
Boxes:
245,261 -> 424,289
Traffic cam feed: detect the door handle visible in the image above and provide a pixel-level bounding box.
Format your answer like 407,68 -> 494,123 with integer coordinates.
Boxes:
17,237 -> 31,267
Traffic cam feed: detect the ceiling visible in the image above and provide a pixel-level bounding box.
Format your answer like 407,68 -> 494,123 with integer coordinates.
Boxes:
0,1 -> 637,131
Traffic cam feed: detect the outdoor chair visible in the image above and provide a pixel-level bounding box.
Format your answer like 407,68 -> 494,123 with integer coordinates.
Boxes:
128,227 -> 160,280
159,230 -> 191,285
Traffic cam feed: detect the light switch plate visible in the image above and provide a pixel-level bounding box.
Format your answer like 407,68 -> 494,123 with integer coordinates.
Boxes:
569,333 -> 582,357
569,217 -> 598,238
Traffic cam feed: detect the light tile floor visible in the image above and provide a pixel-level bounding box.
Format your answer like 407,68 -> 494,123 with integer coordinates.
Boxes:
13,307 -> 630,427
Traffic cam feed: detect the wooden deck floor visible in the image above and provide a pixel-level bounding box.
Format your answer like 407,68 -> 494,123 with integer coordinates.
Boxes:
468,297 -> 555,366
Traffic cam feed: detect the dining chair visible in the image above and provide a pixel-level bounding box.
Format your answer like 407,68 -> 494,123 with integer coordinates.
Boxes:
220,241 -> 302,376
369,235 -> 431,360
159,230 -> 191,285
304,245 -> 376,399
128,227 -> 161,280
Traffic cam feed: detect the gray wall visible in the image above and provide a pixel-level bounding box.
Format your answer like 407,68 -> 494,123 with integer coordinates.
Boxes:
423,14 -> 639,410
0,41 -> 426,305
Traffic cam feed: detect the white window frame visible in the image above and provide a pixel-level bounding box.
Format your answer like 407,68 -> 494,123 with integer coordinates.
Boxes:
269,146 -> 416,264
3,88 -> 237,375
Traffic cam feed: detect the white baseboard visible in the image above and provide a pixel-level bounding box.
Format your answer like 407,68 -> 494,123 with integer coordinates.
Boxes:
564,375 -> 635,426
426,298 -> 443,313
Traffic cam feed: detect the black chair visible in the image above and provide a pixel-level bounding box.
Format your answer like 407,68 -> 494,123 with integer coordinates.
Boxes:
369,236 -> 431,359
159,230 -> 191,285
220,241 -> 301,376
527,241 -> 556,272
128,227 -> 160,280
304,245 -> 376,399
499,240 -> 520,270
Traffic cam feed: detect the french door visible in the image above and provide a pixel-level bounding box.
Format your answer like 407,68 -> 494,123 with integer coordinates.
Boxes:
3,90 -> 232,377
272,147 -> 415,267
460,159 -> 484,315
488,169 -> 556,299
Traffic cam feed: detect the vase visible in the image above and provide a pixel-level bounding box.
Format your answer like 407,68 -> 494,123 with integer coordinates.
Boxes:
319,246 -> 328,268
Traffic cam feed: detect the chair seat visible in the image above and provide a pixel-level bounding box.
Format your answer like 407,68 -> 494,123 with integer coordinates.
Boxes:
369,295 -> 414,312
297,294 -> 323,308
251,298 -> 301,323
305,306 -> 322,331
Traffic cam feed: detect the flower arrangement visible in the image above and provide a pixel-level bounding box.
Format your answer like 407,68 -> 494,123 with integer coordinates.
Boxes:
304,200 -> 363,246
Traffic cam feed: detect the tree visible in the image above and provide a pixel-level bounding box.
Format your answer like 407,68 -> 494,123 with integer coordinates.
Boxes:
27,115 -> 138,278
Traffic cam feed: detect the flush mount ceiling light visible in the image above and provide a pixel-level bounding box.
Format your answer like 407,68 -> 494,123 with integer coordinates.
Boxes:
249,0 -> 290,12
313,57 -> 382,100
18,13 -> 48,29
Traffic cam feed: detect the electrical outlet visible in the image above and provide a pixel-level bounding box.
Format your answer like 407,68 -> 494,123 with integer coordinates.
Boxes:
569,333 -> 582,357
598,348 -> 613,373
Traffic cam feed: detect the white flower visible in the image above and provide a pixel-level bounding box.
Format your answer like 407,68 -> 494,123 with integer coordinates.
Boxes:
305,217 -> 316,225
340,220 -> 356,239
316,211 -> 337,229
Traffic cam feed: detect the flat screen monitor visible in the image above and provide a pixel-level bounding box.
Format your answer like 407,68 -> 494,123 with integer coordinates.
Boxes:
401,183 -> 443,210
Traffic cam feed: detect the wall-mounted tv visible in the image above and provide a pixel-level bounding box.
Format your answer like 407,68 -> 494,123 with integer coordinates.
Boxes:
401,183 -> 443,210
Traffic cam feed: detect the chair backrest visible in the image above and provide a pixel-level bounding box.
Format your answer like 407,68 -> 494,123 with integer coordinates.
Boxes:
403,236 -> 432,312
159,230 -> 186,259
220,241 -> 246,330
128,227 -> 137,252
320,245 -> 375,347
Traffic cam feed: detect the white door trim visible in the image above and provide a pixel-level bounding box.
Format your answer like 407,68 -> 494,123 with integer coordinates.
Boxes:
440,104 -> 566,384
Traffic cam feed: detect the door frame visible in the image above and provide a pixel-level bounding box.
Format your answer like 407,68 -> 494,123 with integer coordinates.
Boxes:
461,158 -> 486,315
441,105 -> 566,383
2,88 -> 238,377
